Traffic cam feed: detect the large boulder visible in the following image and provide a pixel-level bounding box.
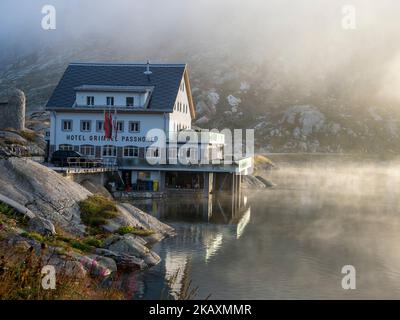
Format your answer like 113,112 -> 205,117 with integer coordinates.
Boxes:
0,89 -> 25,131
104,234 -> 161,267
104,203 -> 175,242
0,157 -> 91,235
95,248 -> 147,270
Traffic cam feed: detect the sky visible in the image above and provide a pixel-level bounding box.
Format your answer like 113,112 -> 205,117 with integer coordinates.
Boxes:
1,0 -> 400,104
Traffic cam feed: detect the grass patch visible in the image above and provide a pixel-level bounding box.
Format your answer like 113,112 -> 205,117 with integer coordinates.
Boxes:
116,225 -> 155,237
79,195 -> 118,232
82,237 -> 104,248
0,202 -> 28,226
20,232 -> 103,254
0,245 -> 123,300
21,232 -> 44,243
0,202 -> 15,216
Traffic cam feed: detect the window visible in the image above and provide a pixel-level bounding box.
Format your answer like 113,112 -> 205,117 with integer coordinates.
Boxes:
129,121 -> 140,132
116,121 -> 124,132
126,97 -> 134,107
80,145 -> 94,157
61,120 -> 72,131
106,96 -> 114,106
86,96 -> 95,106
96,120 -> 104,132
123,146 -> 139,158
146,147 -> 159,158
59,144 -> 73,151
80,120 -> 91,132
102,145 -> 116,157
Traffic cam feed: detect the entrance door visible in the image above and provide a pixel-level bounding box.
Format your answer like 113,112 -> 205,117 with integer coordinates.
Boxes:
122,170 -> 132,191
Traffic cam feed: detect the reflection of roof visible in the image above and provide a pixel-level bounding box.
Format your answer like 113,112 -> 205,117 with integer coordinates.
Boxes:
46,62 -> 187,112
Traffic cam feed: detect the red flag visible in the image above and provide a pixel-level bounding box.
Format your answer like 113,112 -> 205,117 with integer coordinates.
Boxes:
104,111 -> 113,140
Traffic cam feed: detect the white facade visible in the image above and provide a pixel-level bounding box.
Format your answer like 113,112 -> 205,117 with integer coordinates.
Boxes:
168,78 -> 192,140
50,111 -> 168,149
75,90 -> 150,108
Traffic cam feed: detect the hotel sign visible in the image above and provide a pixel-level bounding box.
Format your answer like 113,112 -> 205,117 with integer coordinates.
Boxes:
65,134 -> 156,143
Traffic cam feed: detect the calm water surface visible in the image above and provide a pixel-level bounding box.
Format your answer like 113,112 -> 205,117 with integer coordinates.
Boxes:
125,157 -> 400,299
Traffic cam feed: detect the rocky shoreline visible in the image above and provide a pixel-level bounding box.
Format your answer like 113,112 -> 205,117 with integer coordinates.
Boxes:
0,156 -> 175,286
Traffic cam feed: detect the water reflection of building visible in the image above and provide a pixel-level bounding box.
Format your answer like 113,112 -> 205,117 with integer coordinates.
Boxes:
135,191 -> 250,225
130,193 -> 251,299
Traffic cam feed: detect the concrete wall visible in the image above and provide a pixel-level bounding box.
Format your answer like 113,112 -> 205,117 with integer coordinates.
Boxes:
64,171 -> 106,185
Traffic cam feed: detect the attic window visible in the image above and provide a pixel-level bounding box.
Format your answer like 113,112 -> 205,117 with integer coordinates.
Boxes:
86,96 -> 95,106
106,96 -> 114,106
126,97 -> 134,107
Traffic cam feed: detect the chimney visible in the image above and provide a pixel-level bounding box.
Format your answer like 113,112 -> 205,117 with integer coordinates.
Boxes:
144,60 -> 152,78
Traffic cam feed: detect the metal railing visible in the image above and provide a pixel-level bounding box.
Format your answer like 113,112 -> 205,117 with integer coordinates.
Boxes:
66,157 -> 117,171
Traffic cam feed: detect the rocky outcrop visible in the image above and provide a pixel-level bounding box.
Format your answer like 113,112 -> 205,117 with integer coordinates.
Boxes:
105,203 -> 175,242
103,234 -> 161,268
27,216 -> 56,236
0,89 -> 25,131
0,157 -> 175,277
80,179 -> 113,200
0,157 -> 90,234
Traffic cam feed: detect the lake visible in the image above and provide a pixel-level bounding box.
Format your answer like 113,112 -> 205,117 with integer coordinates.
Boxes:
123,155 -> 400,299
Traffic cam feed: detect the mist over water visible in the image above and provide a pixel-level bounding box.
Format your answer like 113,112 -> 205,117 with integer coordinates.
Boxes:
129,157 -> 400,299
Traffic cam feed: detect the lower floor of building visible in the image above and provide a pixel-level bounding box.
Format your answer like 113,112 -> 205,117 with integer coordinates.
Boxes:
110,169 -> 243,197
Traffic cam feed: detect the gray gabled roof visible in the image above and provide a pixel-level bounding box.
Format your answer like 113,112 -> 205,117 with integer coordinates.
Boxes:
46,62 -> 187,112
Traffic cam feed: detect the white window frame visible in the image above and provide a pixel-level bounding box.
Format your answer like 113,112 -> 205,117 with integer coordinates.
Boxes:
106,96 -> 114,106
126,97 -> 134,107
59,144 -> 73,151
80,120 -> 92,132
123,146 -> 139,158
86,96 -> 95,106
102,145 -> 117,157
128,121 -> 140,133
61,120 -> 73,132
96,120 -> 104,132
80,145 -> 95,157
146,146 -> 160,158
116,120 -> 124,132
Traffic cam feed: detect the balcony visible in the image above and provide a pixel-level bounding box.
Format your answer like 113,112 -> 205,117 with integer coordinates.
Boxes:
117,156 -> 253,174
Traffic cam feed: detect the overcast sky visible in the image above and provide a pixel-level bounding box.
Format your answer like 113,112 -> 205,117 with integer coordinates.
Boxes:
2,0 -> 400,103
